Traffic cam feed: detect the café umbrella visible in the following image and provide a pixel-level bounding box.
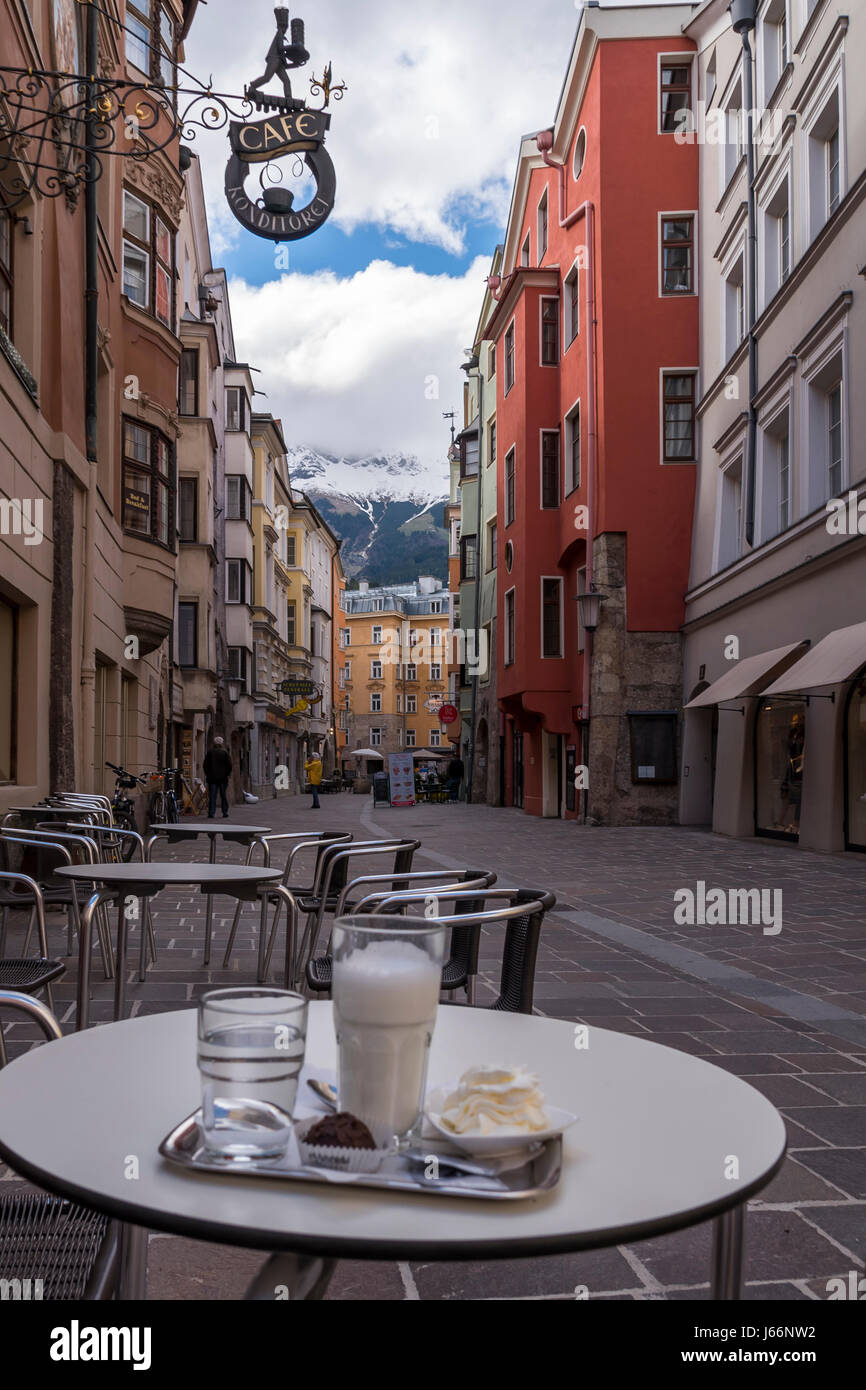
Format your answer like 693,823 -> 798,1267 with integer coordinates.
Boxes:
344,748 -> 385,760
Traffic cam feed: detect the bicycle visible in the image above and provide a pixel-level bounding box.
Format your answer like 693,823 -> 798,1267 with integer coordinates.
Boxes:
105,761 -> 148,860
147,767 -> 181,826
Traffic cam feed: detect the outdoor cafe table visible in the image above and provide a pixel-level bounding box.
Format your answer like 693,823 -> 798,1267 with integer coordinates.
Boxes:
0,1003 -> 786,1300
145,824 -> 272,968
55,863 -> 283,1031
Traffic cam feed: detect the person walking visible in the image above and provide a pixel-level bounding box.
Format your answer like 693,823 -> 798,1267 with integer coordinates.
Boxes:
204,736 -> 233,819
305,747 -> 323,809
446,754 -> 465,803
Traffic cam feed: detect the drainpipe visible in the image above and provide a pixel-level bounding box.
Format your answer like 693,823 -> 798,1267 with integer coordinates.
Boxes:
537,133 -> 598,820
80,0 -> 100,789
730,0 -> 759,546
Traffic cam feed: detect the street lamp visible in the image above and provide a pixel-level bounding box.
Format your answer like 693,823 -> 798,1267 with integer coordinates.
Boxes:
576,588 -> 604,634
226,677 -> 243,705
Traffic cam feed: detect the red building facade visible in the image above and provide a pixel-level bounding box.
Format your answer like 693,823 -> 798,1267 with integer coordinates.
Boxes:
483,6 -> 698,822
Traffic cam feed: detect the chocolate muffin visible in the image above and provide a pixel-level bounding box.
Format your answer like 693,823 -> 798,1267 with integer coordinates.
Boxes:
303,1111 -> 376,1150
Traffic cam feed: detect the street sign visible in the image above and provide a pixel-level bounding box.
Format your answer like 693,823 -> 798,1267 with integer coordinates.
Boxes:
438,703 -> 459,725
278,677 -> 322,702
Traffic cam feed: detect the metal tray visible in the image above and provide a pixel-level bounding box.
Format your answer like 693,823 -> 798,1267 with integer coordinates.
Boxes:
159,1111 -> 562,1201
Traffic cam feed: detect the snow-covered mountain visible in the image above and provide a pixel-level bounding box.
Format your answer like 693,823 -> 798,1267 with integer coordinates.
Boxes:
286,447 -> 450,586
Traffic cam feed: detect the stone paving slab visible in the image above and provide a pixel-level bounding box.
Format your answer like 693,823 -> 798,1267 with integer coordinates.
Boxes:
2,795 -> 865,1300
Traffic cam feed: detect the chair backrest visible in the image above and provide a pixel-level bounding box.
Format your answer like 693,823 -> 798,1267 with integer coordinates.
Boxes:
0,833 -> 74,889
0,989 -> 62,1041
0,873 -> 49,957
316,839 -> 419,905
373,886 -> 556,1014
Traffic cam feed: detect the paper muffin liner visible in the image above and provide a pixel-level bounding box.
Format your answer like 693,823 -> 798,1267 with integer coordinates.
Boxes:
294,1117 -> 389,1173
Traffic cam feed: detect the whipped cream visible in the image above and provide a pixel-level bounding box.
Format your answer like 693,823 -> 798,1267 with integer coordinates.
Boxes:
438,1065 -> 549,1136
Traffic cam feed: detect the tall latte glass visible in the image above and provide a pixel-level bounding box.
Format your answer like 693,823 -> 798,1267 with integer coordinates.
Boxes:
331,916 -> 446,1148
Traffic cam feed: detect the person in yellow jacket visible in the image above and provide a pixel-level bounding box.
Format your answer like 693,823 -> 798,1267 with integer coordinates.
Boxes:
304,748 -> 323,809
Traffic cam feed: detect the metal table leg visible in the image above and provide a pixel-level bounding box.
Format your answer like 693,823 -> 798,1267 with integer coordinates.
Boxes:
113,897 -> 133,1022
76,888 -> 117,1031
118,1223 -> 149,1301
711,1205 -> 746,1299
204,833 -> 217,966
245,1251 -> 336,1301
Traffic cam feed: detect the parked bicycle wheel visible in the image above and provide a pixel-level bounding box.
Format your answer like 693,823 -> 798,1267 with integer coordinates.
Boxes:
149,791 -> 166,826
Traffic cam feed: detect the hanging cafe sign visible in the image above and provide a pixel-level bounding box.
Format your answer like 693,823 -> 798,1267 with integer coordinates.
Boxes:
225,8 -> 343,243
279,677 -> 323,703
0,5 -> 344,245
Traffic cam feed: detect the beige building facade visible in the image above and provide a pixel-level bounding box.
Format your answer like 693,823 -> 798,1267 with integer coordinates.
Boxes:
680,0 -> 866,853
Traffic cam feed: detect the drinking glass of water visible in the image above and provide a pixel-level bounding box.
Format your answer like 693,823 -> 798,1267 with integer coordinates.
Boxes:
198,988 -> 308,1160
332,916 -> 446,1148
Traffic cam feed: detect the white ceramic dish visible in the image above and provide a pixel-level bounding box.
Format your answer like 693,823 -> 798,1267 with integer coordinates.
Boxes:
425,1085 -> 577,1157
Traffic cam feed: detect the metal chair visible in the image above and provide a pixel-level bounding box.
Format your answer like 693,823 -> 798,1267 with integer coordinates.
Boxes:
355,887 -> 557,1014
305,869 -> 497,998
0,990 -> 120,1297
221,830 -> 353,973
0,828 -> 116,975
0,878 -> 66,1067
293,839 -> 421,989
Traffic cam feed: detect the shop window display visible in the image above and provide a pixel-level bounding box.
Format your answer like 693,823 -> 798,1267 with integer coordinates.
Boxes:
756,701 -> 805,838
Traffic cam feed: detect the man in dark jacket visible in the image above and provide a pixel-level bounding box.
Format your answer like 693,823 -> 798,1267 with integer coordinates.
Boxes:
204,736 -> 233,819
446,755 -> 464,803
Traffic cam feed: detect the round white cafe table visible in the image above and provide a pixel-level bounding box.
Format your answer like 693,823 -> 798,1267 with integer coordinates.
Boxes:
0,1003 -> 786,1301
146,823 -> 273,970
55,864 -> 284,1031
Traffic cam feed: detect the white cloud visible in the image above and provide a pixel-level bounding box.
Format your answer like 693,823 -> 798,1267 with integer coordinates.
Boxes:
229,257 -> 490,471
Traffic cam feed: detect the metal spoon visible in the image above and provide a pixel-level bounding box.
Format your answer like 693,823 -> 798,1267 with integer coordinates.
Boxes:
306,1078 -> 339,1110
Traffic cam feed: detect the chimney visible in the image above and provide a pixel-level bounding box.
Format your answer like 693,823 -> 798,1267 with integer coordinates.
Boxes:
417,576 -> 437,595
358,581 -> 369,594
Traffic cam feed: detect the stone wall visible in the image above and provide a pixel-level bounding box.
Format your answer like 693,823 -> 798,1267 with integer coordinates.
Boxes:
588,533 -> 683,826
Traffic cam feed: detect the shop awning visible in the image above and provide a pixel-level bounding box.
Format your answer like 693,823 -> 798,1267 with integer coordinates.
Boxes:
685,642 -> 809,709
762,622 -> 866,696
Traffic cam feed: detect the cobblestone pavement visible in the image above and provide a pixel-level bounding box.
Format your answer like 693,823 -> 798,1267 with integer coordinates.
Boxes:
2,792 -> 865,1300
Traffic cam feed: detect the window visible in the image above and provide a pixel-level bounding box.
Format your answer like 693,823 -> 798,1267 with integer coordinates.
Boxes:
541,298 -> 559,365
430,627 -> 442,648
406,662 -> 417,681
487,519 -> 498,572
226,558 -> 251,604
371,660 -> 383,679
806,87 -> 842,239
287,600 -> 296,646
828,382 -> 843,497
285,534 -> 296,565
370,692 -> 382,713
225,475 -> 251,522
566,267 -> 579,343
228,647 -> 248,692
628,712 -> 677,784
759,406 -> 792,541
0,595 -> 16,782
122,418 -> 174,544
504,589 -> 515,666
488,417 -> 496,469
370,728 -> 382,747
122,190 -> 173,326
178,601 -> 197,667
431,663 -> 442,681
127,1 -> 175,87
541,578 -> 563,658
226,386 -> 247,432
489,343 -> 496,378
717,455 -> 743,570
504,322 -> 515,393
662,374 -> 696,461
430,730 -> 441,747
538,190 -> 548,261
505,448 -> 516,524
723,78 -> 745,188
178,476 -> 197,542
761,0 -> 790,100
661,217 -> 694,294
705,50 -> 717,106
0,205 -> 12,338
371,624 -> 382,644
340,627 -> 351,646
343,661 -> 350,679
762,176 -> 791,302
724,254 -> 745,360
660,61 -> 691,132
396,693 -> 401,713
179,348 -> 198,415
541,431 -> 560,508
520,233 -> 530,267
430,599 -> 443,613
573,127 -> 586,180
566,404 -> 581,492
460,535 -> 477,581
405,728 -> 416,747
